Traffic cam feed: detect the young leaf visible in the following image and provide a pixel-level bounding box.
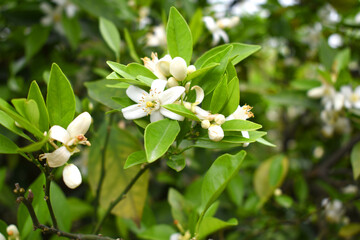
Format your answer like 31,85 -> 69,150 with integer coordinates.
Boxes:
127,63 -> 157,79
163,104 -> 200,121
200,151 -> 246,215
0,110 -> 31,141
221,120 -> 262,132
137,225 -> 176,240
0,134 -> 18,154
166,7 -> 193,64
198,217 -> 237,239
167,154 -> 186,172
99,17 -> 121,60
28,81 -> 49,132
351,142 -> 360,180
11,98 -> 40,129
107,61 -> 135,79
124,150 -> 147,169
144,119 -> 180,163
17,134 -> 49,153
47,63 -> 76,128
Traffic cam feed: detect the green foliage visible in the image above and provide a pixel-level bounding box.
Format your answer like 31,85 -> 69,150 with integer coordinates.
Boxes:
99,17 -> 121,60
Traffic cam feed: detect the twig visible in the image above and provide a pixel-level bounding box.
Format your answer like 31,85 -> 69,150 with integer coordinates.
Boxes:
93,164 -> 150,234
94,114 -> 114,221
15,184 -> 121,240
44,166 -> 58,228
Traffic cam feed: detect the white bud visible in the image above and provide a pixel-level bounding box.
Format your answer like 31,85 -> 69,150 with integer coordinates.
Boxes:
167,77 -> 179,88
214,114 -> 225,125
208,125 -> 224,142
170,233 -> 182,240
0,233 -> 5,240
63,164 -> 82,189
187,65 -> 196,74
7,225 -> 19,238
183,102 -> 192,110
274,188 -> 282,196
170,57 -> 187,81
201,120 -> 211,129
156,55 -> 172,77
185,82 -> 191,93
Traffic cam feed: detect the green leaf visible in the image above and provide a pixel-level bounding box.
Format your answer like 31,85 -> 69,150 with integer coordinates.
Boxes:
124,28 -> 140,63
12,98 -> 40,129
99,17 -> 121,60
210,75 -> 227,113
46,63 -> 76,128
144,119 -> 180,163
334,48 -> 350,73
186,63 -> 219,82
256,137 -> 276,147
17,134 -> 49,153
339,223 -> 360,238
167,154 -> 186,172
222,131 -> 267,143
163,104 -> 200,121
226,174 -> 244,207
0,134 -> 18,154
351,142 -> 360,180
107,78 -> 148,88
166,7 -> 193,64
137,225 -> 176,240
198,217 -> 237,240
127,63 -> 157,79
67,197 -> 93,222
269,155 -> 284,187
222,76 -> 239,116
222,120 -> 261,132
168,188 -> 190,230
85,79 -> 124,109
0,98 -> 43,139
253,155 -> 289,205
28,81 -> 49,132
200,151 -> 246,215
124,150 -> 147,169
189,8 -> 203,46
88,124 -> 148,222
319,38 -> 337,71
62,15 -> 81,49
25,25 -> 50,61
50,182 -> 71,231
136,76 -> 154,87
0,110 -> 31,141
275,195 -> 293,208
0,219 -> 8,238
107,61 -> 135,79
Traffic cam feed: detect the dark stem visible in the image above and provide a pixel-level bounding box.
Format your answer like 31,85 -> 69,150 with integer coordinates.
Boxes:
94,114 -> 114,221
93,164 -> 150,234
44,166 -> 58,229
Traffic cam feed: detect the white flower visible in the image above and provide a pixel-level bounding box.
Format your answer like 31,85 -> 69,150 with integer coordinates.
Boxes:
40,2 -> 64,33
203,16 -> 229,46
320,110 -> 351,137
7,224 -> 19,240
40,112 -> 92,168
122,80 -> 185,122
342,185 -> 358,194
226,105 -> 254,147
63,164 -> 82,189
208,124 -> 224,142
341,85 -> 360,109
146,25 -> 167,47
323,199 -> 345,223
308,83 -> 344,111
52,0 -> 78,18
170,233 -> 182,240
170,57 -> 188,81
0,233 -> 5,240
138,7 -> 151,29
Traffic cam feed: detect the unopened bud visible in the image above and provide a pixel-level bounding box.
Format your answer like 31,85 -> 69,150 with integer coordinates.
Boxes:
208,125 -> 224,142
167,77 -> 179,88
187,65 -> 196,74
185,82 -> 191,93
201,120 -> 211,129
19,188 -> 25,194
214,114 -> 225,125
170,57 -> 187,81
63,164 -> 82,189
274,188 -> 282,196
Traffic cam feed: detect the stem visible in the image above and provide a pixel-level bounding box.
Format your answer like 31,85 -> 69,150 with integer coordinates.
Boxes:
94,114 -> 114,221
45,166 -> 58,229
20,196 -> 121,240
93,164 -> 150,234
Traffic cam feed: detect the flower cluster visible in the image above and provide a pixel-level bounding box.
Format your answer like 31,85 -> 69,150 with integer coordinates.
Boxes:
40,112 -> 91,189
0,225 -> 20,240
203,16 -> 239,46
121,53 -> 254,143
321,198 -> 348,224
308,83 -> 359,137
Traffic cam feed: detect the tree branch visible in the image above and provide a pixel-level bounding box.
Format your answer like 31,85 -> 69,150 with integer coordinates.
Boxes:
44,166 -> 58,229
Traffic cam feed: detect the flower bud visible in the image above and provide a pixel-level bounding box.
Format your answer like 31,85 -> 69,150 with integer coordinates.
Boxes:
170,233 -> 182,240
7,224 -> 19,238
214,114 -> 225,125
67,112 -> 92,138
63,164 -> 82,189
187,65 -> 196,74
201,120 -> 211,129
167,77 -> 179,88
208,125 -> 224,142
183,102 -> 192,110
170,57 -> 187,81
156,55 -> 172,77
274,188 -> 282,196
185,82 -> 191,93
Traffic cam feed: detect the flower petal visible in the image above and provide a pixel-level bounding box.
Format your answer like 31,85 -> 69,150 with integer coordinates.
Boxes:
63,164 -> 82,189
67,112 -> 92,138
122,104 -> 148,120
159,86 -> 185,105
49,125 -> 70,144
160,107 -> 185,121
191,86 -> 204,104
170,57 -> 188,81
126,85 -> 148,103
308,86 -> 325,98
203,16 -> 217,31
150,110 -> 164,122
151,79 -> 167,93
44,146 -> 71,168
340,85 -> 352,96
241,131 -> 250,147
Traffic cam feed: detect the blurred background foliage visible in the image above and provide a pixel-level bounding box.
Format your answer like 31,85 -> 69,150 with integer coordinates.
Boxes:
1,0 -> 360,239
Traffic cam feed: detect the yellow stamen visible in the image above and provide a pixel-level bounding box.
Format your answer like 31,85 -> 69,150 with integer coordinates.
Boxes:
146,101 -> 154,107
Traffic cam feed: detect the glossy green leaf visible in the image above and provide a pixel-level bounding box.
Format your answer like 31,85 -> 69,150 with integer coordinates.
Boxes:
0,134 -> 18,154
144,119 -> 180,163
46,63 -> 76,128
163,104 -> 200,121
12,98 -> 40,129
127,63 -> 157,79
198,217 -> 237,240
0,110 -> 31,141
136,76 -> 154,87
88,124 -> 148,221
269,155 -> 284,186
351,142 -> 360,180
99,17 -> 121,60
222,131 -> 267,143
137,224 -> 176,240
186,63 -> 219,82
167,154 -> 186,172
124,150 -> 147,169
200,151 -> 246,215
107,61 -> 135,79
222,76 -> 240,116
222,120 -> 262,132
62,15 -> 81,49
210,75 -> 227,113
189,8 -> 203,45
256,137 -> 276,147
28,81 -> 49,132
85,79 -> 123,109
107,78 -> 147,88
50,182 -> 71,231
25,25 -> 50,61
17,134 -> 49,153
124,28 -> 140,63
166,7 -> 193,64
